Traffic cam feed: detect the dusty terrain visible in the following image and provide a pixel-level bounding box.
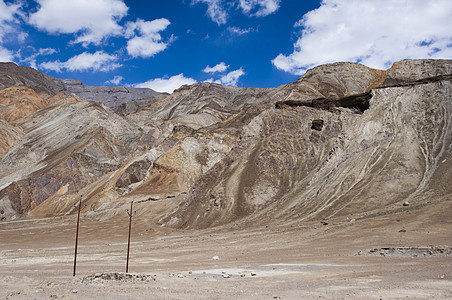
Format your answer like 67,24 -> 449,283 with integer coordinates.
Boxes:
0,59 -> 451,299
1,196 -> 451,299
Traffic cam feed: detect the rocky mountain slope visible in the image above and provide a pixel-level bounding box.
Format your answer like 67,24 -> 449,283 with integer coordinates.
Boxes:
0,60 -> 450,230
61,78 -> 165,110
0,62 -> 163,111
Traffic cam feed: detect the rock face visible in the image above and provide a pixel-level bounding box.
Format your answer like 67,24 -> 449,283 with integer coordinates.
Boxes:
0,62 -> 64,96
0,59 -> 451,229
0,62 -> 163,111
61,79 -> 164,110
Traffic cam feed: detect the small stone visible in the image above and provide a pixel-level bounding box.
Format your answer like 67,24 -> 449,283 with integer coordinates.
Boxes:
169,273 -> 174,277
177,274 -> 184,278
240,274 -> 245,277
72,290 -> 78,294
212,255 -> 219,260
402,201 -> 410,206
399,229 -> 406,232
222,274 -> 230,278
251,272 -> 257,276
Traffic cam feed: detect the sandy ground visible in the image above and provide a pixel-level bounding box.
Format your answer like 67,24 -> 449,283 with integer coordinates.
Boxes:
1,198 -> 451,299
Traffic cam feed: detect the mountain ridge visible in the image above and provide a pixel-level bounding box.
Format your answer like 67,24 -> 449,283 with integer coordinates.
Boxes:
0,59 -> 451,231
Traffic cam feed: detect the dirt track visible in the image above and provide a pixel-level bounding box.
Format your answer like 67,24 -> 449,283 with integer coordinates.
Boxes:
1,198 -> 451,299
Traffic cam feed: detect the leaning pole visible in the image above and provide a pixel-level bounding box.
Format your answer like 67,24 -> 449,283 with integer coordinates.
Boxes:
73,195 -> 87,277
126,201 -> 136,273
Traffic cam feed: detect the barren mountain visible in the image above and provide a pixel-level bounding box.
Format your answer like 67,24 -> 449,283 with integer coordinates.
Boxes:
61,78 -> 165,110
0,62 -> 164,112
0,60 -> 450,231
1,59 -> 451,299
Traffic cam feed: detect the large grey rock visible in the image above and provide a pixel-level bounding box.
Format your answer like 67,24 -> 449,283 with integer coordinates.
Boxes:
0,62 -> 64,96
61,80 -> 164,109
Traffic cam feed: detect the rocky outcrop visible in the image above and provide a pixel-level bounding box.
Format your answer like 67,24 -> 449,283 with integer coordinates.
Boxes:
0,62 -> 64,96
0,62 -> 164,111
61,79 -> 164,110
162,60 -> 452,228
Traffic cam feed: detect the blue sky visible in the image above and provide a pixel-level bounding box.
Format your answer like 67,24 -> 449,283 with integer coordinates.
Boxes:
0,0 -> 451,93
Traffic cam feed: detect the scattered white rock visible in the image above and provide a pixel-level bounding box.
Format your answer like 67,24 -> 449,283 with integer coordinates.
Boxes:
212,255 -> 219,260
251,272 -> 257,276
72,289 -> 78,294
177,273 -> 184,278
169,273 -> 174,277
222,274 -> 230,278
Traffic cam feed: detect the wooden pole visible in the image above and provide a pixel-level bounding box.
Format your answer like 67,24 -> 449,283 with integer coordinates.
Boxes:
126,201 -> 136,273
73,195 -> 86,277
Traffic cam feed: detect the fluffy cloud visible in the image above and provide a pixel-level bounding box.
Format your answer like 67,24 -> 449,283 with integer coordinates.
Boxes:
203,62 -> 245,85
28,0 -> 128,45
212,68 -> 245,85
0,46 -> 14,62
0,0 -> 23,61
203,62 -> 229,73
191,0 -> 228,25
105,75 -> 123,85
238,0 -> 281,17
0,0 -> 21,36
125,18 -> 173,58
226,26 -> 256,36
192,0 -> 279,24
134,74 -> 197,93
272,0 -> 452,75
39,51 -> 121,72
20,48 -> 57,69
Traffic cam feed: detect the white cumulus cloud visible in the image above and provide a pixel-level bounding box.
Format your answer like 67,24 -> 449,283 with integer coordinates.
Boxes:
272,0 -> 452,75
212,68 -> 245,85
203,62 -> 229,73
106,75 -> 123,85
191,0 -> 228,25
28,0 -> 128,46
238,0 -> 281,17
134,74 -> 197,93
39,51 -> 121,72
0,46 -> 14,62
0,0 -> 23,62
0,0 -> 21,36
125,18 -> 173,58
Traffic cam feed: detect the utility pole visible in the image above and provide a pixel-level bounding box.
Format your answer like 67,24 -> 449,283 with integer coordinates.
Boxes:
126,201 -> 136,273
73,195 -> 87,277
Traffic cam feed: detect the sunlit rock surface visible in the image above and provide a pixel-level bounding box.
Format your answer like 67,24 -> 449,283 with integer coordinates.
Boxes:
0,59 -> 450,229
